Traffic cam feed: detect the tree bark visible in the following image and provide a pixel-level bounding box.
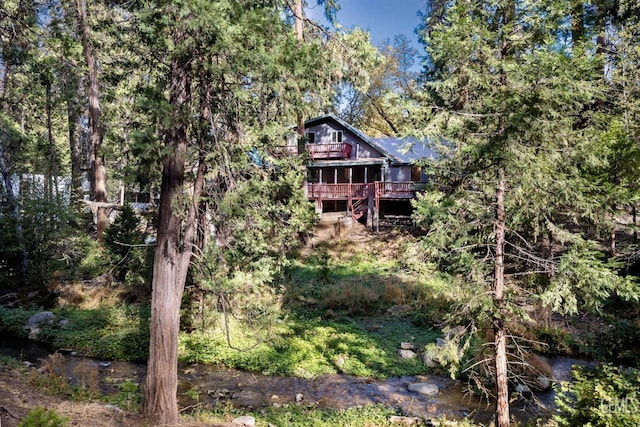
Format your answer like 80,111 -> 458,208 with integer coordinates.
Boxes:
494,166 -> 509,427
143,29 -> 204,425
633,205 -> 637,244
493,166 -> 509,427
77,0 -> 107,240
45,79 -> 60,204
66,74 -> 84,207
494,2 -> 513,423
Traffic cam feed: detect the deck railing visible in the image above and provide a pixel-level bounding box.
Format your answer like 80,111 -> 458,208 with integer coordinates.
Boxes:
374,181 -> 415,198
307,181 -> 418,200
306,143 -> 352,160
307,183 -> 373,200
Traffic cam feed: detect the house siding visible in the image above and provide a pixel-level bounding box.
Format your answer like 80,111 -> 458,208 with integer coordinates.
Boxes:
388,166 -> 412,182
306,123 -> 384,160
299,114 -> 431,229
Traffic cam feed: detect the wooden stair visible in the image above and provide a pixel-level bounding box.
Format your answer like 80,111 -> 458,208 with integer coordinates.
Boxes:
349,196 -> 368,221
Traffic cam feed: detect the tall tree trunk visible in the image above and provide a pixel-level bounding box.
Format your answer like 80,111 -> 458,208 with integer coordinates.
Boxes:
143,30 -> 205,424
494,165 -> 509,427
633,205 -> 638,244
45,79 -> 60,205
77,0 -> 107,240
294,0 -> 305,138
0,144 -> 28,282
609,204 -> 617,255
494,2 -> 513,423
0,51 -> 27,282
65,66 -> 84,208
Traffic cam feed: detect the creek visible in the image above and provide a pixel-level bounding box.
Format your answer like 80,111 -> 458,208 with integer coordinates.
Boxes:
0,335 -> 590,425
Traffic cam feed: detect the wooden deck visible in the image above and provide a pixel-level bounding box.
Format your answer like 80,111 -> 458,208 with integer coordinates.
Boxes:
306,143 -> 352,160
307,181 -> 416,200
264,143 -> 352,160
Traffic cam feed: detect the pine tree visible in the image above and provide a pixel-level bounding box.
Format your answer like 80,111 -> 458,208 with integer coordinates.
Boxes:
136,1 -> 350,423
414,1 -> 639,425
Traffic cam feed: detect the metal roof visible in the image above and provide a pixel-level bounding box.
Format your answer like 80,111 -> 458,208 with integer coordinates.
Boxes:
373,137 -> 438,164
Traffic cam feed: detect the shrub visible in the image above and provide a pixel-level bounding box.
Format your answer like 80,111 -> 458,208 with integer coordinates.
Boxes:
555,364 -> 640,427
17,407 -> 68,427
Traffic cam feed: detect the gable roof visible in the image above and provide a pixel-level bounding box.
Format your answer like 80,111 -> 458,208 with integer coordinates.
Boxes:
302,114 -> 435,164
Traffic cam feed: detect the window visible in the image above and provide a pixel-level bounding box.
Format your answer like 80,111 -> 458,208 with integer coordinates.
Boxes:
331,130 -> 343,143
307,169 -> 319,183
305,131 -> 316,144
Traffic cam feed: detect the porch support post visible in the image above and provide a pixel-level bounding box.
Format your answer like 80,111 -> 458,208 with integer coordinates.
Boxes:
367,193 -> 375,230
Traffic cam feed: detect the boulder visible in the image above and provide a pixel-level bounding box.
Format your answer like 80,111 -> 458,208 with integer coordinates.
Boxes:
24,311 -> 55,329
399,342 -> 416,350
407,382 -> 439,397
23,311 -> 55,340
423,353 -> 439,368
397,349 -> 417,359
231,415 -> 256,426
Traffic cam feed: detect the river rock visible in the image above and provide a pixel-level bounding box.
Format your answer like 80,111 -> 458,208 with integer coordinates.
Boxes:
423,353 -> 439,368
536,375 -> 551,390
295,392 -> 304,402
24,311 -> 55,328
231,415 -> 256,426
399,342 -> 415,350
104,404 -> 124,414
23,311 -> 55,339
407,382 -> 439,396
397,349 -> 417,359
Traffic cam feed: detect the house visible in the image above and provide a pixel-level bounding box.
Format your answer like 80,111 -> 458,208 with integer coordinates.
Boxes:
292,114 -> 434,229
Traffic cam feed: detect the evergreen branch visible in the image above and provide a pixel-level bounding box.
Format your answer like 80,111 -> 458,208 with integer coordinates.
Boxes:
430,104 -> 501,118
111,240 -> 155,247
505,241 -> 558,271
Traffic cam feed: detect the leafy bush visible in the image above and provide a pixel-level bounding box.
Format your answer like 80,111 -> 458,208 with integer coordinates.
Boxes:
104,379 -> 141,411
555,364 -> 640,427
0,306 -> 35,336
17,407 -> 68,427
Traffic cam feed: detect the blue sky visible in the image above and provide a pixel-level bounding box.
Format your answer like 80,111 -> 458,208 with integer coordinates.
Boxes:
306,0 -> 427,53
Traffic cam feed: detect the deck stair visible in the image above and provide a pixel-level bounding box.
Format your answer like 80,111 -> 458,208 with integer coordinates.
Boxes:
349,196 -> 368,221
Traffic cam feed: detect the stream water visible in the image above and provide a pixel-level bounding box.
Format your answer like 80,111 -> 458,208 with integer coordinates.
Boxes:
0,335 -> 589,425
